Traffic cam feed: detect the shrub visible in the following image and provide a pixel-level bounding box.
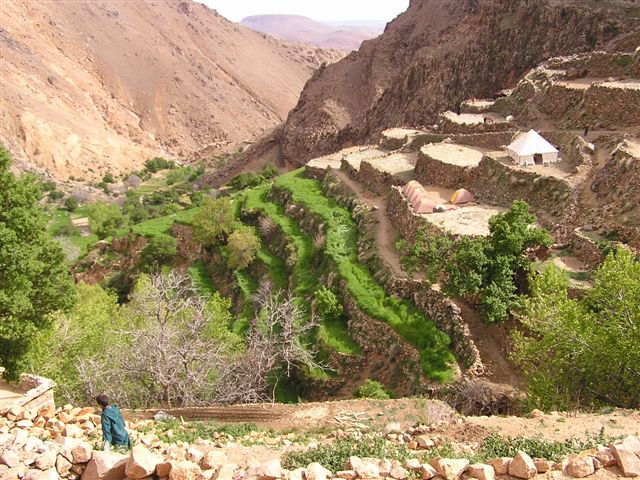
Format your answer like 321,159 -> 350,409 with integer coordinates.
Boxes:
51,223 -> 80,237
64,196 -> 79,212
102,173 -> 115,184
229,172 -> 266,190
48,190 -> 64,201
163,203 -> 180,216
88,201 -> 126,239
282,435 -> 410,471
189,191 -> 206,206
260,164 -> 279,179
145,157 -> 176,173
315,286 -> 343,322
356,379 -> 391,400
192,197 -> 236,247
41,180 -> 56,191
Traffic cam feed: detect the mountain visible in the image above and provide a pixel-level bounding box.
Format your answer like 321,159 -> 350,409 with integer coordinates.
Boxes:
279,0 -> 640,166
0,0 -> 342,180
240,15 -> 384,51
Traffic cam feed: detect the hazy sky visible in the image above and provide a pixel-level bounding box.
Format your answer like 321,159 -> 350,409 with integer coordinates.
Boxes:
202,0 -> 410,22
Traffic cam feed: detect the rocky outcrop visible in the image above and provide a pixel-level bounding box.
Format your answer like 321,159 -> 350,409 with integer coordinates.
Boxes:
280,0 -> 640,165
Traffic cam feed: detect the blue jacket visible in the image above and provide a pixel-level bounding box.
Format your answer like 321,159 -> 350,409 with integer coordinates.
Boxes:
101,405 -> 130,447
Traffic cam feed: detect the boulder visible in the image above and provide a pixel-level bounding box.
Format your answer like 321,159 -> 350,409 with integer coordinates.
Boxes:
508,452 -> 536,479
30,469 -> 59,480
304,463 -> 331,480
63,425 -> 83,439
415,436 -> 435,449
287,468 -> 304,480
1,451 -> 20,469
610,443 -> 640,477
385,423 -> 402,435
185,448 -> 205,466
534,459 -> 555,473
335,471 -> 356,480
126,446 -> 163,479
255,460 -> 283,480
404,460 -> 421,472
156,463 -> 172,478
199,451 -> 227,470
592,446 -> 616,467
621,436 -> 640,456
71,443 -> 93,464
35,451 -> 57,471
81,451 -> 128,480
489,458 -> 510,476
467,464 -> 495,480
418,464 -> 438,480
168,462 -> 203,480
564,455 -> 595,478
428,458 -> 469,480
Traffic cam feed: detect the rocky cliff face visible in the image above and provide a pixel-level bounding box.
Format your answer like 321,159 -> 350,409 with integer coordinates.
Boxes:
281,0 -> 640,165
0,0 -> 342,180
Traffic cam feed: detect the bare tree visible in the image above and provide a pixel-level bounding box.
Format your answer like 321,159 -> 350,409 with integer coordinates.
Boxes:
215,287 -> 324,404
79,272 -> 228,407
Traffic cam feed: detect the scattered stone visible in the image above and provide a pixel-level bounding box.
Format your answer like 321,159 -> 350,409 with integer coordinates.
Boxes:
126,445 -> 163,479
415,436 -> 435,449
428,458 -> 469,480
335,471 -> 356,480
530,409 -> 544,418
168,461 -> 203,480
304,463 -> 331,480
489,458 -> 510,476
404,460 -> 421,471
348,457 -> 379,479
385,423 -> 402,435
215,464 -> 237,480
592,446 -> 616,467
508,452 -> 536,479
63,425 -> 82,439
610,443 -> 640,477
156,462 -> 172,478
467,463 -> 494,480
621,436 -> 640,456
185,448 -> 205,466
55,455 -> 72,476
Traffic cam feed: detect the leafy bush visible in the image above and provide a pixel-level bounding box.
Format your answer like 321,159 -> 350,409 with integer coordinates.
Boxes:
260,164 -> 279,179
151,419 -> 260,443
356,379 -> 391,400
513,249 -> 640,409
41,180 -> 56,191
103,173 -> 115,184
51,223 -> 80,237
64,196 -> 79,212
145,157 -> 176,173
230,172 -> 266,190
189,191 -> 206,206
226,226 -> 260,270
282,435 -> 410,471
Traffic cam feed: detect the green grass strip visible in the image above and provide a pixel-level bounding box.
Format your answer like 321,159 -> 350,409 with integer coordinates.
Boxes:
188,260 -> 216,298
256,246 -> 289,291
275,170 -> 454,381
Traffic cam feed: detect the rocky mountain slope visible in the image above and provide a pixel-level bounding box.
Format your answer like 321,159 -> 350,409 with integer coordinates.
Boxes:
280,0 -> 640,165
240,15 -> 384,51
0,0 -> 342,180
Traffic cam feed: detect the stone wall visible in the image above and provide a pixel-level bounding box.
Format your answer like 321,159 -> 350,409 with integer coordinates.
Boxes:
537,84 -> 583,122
387,187 -> 444,243
583,85 -> 640,129
0,373 -> 56,416
546,51 -> 640,78
571,229 -> 606,269
411,132 -> 515,152
438,116 -> 511,135
414,150 -> 472,190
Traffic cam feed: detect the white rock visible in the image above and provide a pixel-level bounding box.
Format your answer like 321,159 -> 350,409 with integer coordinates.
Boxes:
428,458 -> 469,480
168,461 -> 203,480
126,445 -> 163,479
35,451 -> 57,471
81,451 -> 128,480
610,443 -> 640,477
1,451 -> 20,469
199,450 -> 227,471
185,448 -> 205,466
256,459 -> 282,480
467,463 -> 494,480
304,463 -> 331,480
508,452 -> 536,479
489,458 -> 510,476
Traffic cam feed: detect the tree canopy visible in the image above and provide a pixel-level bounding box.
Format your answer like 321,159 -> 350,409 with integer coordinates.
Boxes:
0,145 -> 74,378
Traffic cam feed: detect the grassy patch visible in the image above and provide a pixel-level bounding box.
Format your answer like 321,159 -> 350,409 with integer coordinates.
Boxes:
149,419 -> 260,443
275,170 -> 454,381
122,207 -> 201,238
282,435 -> 412,471
318,317 -> 362,355
234,269 -> 259,333
189,260 -> 216,298
256,246 -> 289,291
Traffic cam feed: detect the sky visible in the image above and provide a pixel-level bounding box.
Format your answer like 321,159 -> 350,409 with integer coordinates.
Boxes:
201,0 -> 410,23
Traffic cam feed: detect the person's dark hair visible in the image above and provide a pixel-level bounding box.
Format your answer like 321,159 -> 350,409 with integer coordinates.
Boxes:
96,394 -> 110,407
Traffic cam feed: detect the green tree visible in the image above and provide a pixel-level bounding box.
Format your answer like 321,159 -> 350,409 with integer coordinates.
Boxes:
145,157 -> 176,173
27,284 -> 123,403
356,379 -> 391,400
0,145 -> 74,378
140,235 -> 178,271
88,201 -> 126,239
513,249 -> 640,410
192,197 -> 236,247
226,226 -> 260,270
315,286 -> 343,322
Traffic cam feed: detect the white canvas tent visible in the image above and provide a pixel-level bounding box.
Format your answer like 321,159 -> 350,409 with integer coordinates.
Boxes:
506,130 -> 559,166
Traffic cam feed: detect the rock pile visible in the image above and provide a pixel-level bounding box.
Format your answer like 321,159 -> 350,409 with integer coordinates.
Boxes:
2,403 -> 640,480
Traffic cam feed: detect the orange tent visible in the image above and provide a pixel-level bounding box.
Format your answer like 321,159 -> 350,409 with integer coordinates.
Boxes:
450,188 -> 475,205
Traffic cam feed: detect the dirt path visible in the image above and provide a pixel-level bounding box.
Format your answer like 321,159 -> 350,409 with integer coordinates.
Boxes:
331,169 -> 405,275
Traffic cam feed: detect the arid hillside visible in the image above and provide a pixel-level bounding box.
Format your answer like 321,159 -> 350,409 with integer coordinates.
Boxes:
240,15 -> 384,51
280,0 -> 640,165
0,0 -> 342,180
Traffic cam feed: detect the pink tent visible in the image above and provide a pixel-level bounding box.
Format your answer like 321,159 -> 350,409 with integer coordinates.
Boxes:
450,188 -> 475,205
402,180 -> 421,196
408,186 -> 426,205
413,197 -> 436,214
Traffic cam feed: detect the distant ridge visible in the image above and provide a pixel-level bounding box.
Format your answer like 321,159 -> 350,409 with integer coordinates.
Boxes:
240,14 -> 384,51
